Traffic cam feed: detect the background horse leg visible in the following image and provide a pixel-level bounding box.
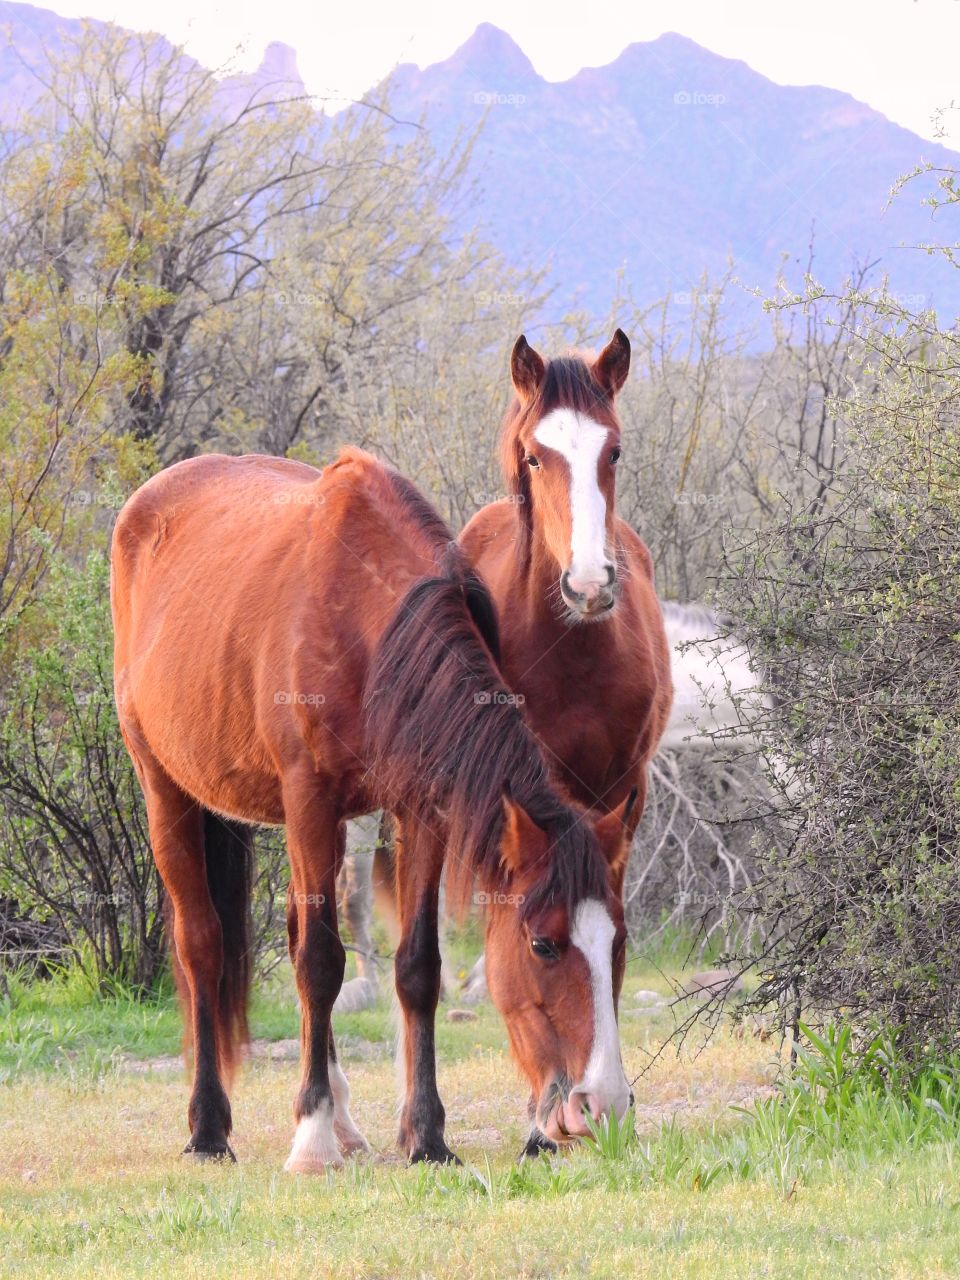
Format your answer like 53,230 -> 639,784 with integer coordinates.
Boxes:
283,779 -> 363,1171
137,753 -> 247,1160
394,816 -> 457,1164
334,815 -> 381,1014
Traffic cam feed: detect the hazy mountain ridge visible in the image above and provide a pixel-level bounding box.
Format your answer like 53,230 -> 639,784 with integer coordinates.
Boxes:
387,24 -> 959,322
0,5 -> 956,324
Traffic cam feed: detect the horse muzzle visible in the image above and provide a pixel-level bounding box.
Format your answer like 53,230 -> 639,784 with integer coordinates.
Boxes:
560,566 -> 617,618
537,1076 -> 631,1144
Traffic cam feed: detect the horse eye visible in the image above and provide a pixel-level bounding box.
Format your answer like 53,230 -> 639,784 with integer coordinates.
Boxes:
531,937 -> 557,960
526,455 -> 540,469
609,446 -> 622,465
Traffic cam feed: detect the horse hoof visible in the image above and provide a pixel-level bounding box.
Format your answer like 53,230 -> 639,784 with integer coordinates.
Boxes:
519,1130 -> 558,1162
408,1142 -> 461,1165
182,1141 -> 236,1163
336,1131 -> 371,1157
284,1153 -> 344,1175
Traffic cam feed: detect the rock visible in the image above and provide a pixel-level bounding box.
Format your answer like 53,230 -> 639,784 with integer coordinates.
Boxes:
252,1038 -> 300,1062
632,989 -> 664,1006
334,976 -> 378,1014
460,954 -> 488,1004
446,1008 -> 478,1023
682,968 -> 745,999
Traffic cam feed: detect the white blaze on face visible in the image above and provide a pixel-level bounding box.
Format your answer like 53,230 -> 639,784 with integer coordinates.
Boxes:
569,899 -> 630,1117
533,409 -> 611,590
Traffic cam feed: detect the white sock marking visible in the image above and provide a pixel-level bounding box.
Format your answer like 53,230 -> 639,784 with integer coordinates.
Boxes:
285,1099 -> 342,1171
330,1058 -> 369,1152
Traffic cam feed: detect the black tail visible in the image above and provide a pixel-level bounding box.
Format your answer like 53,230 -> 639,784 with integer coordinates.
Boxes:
167,810 -> 254,1076
202,811 -> 253,1070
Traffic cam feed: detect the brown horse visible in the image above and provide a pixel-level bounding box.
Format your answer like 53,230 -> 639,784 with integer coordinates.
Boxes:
459,330 -> 673,1151
111,449 -> 636,1170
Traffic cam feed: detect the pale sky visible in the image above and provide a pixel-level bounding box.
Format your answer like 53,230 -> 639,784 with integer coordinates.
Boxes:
25,0 -> 960,142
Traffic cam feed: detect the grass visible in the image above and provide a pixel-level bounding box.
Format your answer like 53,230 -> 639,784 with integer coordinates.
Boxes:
3,944 -> 960,1278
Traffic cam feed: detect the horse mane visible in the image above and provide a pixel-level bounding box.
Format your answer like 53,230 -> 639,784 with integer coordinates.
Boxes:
499,354 -> 620,565
362,537 -> 608,919
380,465 -> 501,666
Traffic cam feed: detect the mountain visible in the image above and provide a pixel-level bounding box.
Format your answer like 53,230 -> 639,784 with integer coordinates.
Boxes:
387,24 -> 960,325
0,3 -> 305,122
0,6 -> 956,326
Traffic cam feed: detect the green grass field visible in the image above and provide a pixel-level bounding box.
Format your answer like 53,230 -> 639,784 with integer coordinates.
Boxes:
3,941 -> 960,1279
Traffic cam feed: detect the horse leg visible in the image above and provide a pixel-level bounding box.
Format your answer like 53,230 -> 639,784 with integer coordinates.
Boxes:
334,816 -> 379,1013
393,817 -> 457,1164
327,1027 -> 369,1155
138,756 -> 237,1160
375,815 -> 455,1002
371,812 -> 400,946
283,782 -> 364,1172
520,1093 -> 558,1161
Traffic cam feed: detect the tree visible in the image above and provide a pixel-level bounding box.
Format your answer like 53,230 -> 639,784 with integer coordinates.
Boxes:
718,179 -> 960,1048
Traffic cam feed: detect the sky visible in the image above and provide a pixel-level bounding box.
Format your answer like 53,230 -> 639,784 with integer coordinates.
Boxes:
24,0 -> 960,143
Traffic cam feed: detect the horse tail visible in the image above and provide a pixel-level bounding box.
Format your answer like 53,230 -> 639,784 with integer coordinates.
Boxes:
168,810 -> 253,1079
438,541 -> 502,668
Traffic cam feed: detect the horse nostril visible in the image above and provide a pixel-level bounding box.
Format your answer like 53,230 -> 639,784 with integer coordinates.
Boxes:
603,563 -> 615,588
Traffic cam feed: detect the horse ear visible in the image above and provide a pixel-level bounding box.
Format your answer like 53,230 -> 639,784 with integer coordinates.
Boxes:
592,329 -> 631,398
592,786 -> 638,877
511,335 -> 545,403
500,784 -> 548,876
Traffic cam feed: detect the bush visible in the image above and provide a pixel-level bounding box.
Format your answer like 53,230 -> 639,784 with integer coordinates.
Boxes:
0,549 -> 290,987
721,280 -> 960,1051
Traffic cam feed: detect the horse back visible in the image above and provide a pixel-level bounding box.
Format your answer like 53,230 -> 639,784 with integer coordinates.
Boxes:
111,451 -> 441,820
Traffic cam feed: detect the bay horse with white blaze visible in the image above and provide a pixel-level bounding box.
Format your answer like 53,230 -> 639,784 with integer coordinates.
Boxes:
111,449 -> 635,1169
458,330 -> 673,1149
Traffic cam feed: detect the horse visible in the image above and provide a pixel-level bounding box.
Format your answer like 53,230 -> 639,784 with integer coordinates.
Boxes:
658,602 -> 769,753
459,330 -> 672,853
448,332 -> 672,1107
111,448 -> 637,1170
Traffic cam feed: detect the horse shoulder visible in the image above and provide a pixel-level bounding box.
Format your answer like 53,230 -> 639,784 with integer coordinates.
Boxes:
615,519 -> 655,582
459,502 -> 517,575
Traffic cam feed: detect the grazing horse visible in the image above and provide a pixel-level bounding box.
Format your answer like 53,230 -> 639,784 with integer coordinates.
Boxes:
111,449 -> 636,1170
457,331 -> 673,1141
